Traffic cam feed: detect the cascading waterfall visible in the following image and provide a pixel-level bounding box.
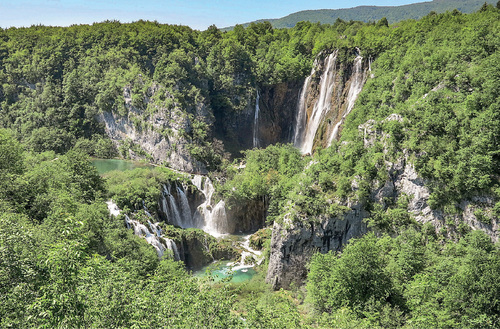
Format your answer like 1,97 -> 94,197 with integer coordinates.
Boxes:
294,51 -> 338,154
253,90 -> 260,148
106,200 -> 180,260
327,54 -> 365,145
176,185 -> 194,227
369,56 -> 374,78
228,234 -> 264,271
160,182 -> 192,228
191,175 -> 231,237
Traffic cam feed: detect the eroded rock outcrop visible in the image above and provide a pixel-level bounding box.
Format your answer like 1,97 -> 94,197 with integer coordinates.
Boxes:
266,203 -> 369,289
226,196 -> 268,233
98,84 -> 208,173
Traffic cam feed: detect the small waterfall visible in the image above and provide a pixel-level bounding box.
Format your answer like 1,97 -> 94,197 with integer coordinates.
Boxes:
328,55 -> 365,145
253,90 -> 260,148
107,199 -> 180,260
191,175 -> 231,237
176,186 -> 194,227
106,200 -> 121,217
228,234 -> 264,271
369,56 -> 374,78
204,200 -> 230,236
160,182 -> 185,228
296,51 -> 338,154
165,238 -> 180,260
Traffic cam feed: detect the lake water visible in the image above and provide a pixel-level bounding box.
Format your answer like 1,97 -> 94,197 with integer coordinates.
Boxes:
91,159 -> 152,174
193,261 -> 257,284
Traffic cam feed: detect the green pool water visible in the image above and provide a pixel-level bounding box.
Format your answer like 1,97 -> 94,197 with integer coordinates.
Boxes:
193,262 -> 257,283
91,159 -> 152,174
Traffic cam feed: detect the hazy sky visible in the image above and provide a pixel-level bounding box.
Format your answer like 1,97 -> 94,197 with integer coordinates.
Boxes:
0,0 -> 424,30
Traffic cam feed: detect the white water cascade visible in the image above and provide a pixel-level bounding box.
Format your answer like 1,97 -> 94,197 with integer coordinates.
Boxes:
369,56 -> 374,78
293,68 -> 314,148
191,175 -> 232,237
294,51 -> 338,154
327,54 -> 365,145
228,234 -> 264,271
160,182 -> 197,229
106,200 -> 180,260
253,90 -> 260,148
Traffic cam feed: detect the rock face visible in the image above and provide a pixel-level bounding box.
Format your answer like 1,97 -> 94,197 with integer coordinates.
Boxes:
365,115 -> 499,243
375,156 -> 499,242
227,196 -> 268,233
213,80 -> 302,156
176,232 -> 237,270
258,80 -> 303,147
266,204 -> 369,289
98,84 -> 207,174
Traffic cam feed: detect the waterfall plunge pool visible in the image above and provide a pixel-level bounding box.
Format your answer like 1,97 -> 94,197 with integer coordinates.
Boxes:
193,233 -> 263,284
193,261 -> 257,284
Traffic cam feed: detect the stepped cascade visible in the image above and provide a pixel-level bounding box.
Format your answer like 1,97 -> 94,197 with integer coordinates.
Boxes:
294,51 -> 338,154
253,90 -> 260,148
191,175 -> 233,237
106,200 -> 180,260
160,182 -> 195,228
158,176 -> 233,237
235,234 -> 264,268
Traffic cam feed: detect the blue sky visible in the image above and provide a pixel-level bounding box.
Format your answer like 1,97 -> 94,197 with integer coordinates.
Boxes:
0,0 -> 423,30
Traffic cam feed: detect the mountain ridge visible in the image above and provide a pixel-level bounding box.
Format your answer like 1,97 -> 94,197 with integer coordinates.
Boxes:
223,0 -> 496,30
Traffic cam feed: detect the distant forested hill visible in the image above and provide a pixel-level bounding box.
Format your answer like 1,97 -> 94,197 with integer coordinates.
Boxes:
227,0 -> 497,29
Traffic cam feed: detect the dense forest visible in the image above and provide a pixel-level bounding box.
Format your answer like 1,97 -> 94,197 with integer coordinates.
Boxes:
1,3 -> 500,328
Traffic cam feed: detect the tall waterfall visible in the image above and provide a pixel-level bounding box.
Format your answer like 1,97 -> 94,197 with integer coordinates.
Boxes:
294,51 -> 338,154
191,175 -> 232,237
293,69 -> 314,148
327,55 -> 365,145
106,200 -> 180,260
253,90 -> 260,148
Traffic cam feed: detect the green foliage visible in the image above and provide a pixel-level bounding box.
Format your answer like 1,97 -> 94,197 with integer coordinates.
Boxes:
307,233 -> 394,314
106,166 -> 187,212
244,290 -> 302,328
338,8 -> 500,210
222,144 -> 305,223
0,140 -> 242,327
306,229 -> 500,328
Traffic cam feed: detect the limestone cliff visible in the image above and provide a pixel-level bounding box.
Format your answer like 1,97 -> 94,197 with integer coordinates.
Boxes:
266,204 -> 369,289
226,196 -> 268,233
213,80 -> 302,155
98,84 -> 208,174
258,80 -> 303,147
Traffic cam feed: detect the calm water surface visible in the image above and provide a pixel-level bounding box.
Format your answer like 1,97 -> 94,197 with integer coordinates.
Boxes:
193,261 -> 257,283
91,159 -> 152,174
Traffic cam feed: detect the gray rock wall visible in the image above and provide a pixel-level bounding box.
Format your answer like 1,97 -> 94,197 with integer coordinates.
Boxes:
98,85 -> 207,173
266,203 -> 369,289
